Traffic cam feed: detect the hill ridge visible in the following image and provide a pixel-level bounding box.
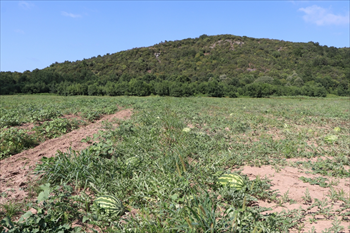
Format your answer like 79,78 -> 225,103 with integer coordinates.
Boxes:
1,34 -> 349,97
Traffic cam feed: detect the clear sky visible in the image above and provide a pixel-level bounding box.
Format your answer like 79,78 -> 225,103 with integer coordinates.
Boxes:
1,1 -> 349,72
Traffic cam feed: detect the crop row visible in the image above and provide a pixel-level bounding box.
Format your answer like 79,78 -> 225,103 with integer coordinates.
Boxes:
0,95 -> 139,159
0,95 -> 136,128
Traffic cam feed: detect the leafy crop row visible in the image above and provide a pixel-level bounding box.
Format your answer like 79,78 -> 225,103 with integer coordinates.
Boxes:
0,96 -> 131,160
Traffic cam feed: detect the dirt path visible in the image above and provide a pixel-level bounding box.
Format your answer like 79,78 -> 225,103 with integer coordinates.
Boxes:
0,109 -> 132,204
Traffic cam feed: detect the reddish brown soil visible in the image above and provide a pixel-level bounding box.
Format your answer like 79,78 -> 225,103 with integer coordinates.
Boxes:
16,123 -> 35,131
0,109 -> 132,204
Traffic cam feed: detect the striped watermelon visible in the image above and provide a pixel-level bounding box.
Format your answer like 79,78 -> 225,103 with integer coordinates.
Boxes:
126,156 -> 140,166
334,127 -> 341,132
182,127 -> 191,132
324,135 -> 338,143
218,174 -> 246,190
94,195 -> 125,216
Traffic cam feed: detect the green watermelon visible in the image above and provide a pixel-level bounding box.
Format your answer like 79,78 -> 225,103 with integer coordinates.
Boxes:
94,195 -> 125,216
324,135 -> 338,143
182,127 -> 191,132
126,156 -> 140,166
218,174 -> 246,190
334,127 -> 341,132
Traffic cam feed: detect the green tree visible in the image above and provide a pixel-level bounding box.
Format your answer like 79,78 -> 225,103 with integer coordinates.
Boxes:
115,82 -> 129,95
88,84 -> 98,96
104,81 -> 116,96
207,80 -> 224,97
293,77 -> 304,87
169,82 -> 183,97
129,79 -> 150,96
154,81 -> 169,96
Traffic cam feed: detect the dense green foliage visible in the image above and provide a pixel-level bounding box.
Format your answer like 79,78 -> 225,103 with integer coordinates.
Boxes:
1,184 -> 83,233
1,96 -> 349,232
1,34 -> 349,97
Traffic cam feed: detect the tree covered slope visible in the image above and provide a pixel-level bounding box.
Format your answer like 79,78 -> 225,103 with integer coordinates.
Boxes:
1,34 -> 349,96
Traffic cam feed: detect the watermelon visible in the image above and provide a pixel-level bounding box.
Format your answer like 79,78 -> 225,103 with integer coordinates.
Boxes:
94,195 -> 125,216
324,135 -> 338,143
195,131 -> 207,137
126,156 -> 140,166
334,127 -> 341,132
182,127 -> 191,132
218,174 -> 246,190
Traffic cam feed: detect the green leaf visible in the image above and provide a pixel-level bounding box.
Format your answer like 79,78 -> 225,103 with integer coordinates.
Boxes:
171,194 -> 179,201
37,183 -> 51,203
18,210 -> 34,222
82,216 -> 89,223
1,216 -> 14,229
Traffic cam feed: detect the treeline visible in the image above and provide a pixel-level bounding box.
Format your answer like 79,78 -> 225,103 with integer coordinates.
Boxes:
53,79 -> 329,98
2,70 -> 341,97
1,34 -> 349,97
1,68 -> 349,97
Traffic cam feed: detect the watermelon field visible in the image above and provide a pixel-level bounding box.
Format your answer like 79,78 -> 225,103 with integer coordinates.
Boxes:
0,95 -> 349,232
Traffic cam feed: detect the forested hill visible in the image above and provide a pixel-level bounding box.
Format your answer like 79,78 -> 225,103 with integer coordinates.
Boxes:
1,34 -> 349,97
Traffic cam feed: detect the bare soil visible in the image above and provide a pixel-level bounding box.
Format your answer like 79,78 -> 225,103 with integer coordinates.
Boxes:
0,109 -> 132,204
16,123 -> 35,131
240,165 -> 350,232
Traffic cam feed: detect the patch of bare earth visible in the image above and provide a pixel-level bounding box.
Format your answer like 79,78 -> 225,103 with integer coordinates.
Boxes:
0,109 -> 132,204
16,123 -> 35,131
238,164 -> 349,232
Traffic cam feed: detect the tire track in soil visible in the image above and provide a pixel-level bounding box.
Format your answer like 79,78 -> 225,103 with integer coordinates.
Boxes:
0,109 -> 132,204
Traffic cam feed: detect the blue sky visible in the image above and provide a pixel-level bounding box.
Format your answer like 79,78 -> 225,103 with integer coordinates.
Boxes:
1,1 -> 349,72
